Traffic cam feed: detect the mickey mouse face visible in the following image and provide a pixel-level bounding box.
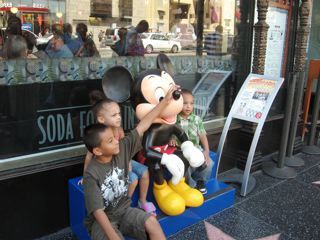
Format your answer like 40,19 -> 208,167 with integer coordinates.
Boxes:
102,54 -> 181,125
136,71 -> 183,125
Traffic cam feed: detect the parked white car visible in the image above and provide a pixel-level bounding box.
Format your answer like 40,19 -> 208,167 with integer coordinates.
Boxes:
141,33 -> 181,54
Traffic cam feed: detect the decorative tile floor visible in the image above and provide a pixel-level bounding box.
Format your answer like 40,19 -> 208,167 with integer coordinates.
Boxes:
36,153 -> 320,240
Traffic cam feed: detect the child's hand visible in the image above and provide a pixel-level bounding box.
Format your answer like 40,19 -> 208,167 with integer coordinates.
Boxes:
204,151 -> 210,166
129,161 -> 132,172
169,139 -> 177,147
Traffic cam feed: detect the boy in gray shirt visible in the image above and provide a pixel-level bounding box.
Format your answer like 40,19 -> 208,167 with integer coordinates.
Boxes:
82,85 -> 179,240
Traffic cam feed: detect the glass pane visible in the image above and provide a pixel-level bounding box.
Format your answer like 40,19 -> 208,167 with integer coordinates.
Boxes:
0,0 -> 255,168
0,0 -> 243,58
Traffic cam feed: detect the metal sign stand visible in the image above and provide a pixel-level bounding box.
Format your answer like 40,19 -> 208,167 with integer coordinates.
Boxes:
216,74 -> 284,196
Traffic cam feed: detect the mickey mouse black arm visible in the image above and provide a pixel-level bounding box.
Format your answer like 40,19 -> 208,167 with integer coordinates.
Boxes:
172,125 -> 188,143
143,125 -> 164,164
143,124 -> 188,163
143,124 -> 188,185
143,125 -> 165,184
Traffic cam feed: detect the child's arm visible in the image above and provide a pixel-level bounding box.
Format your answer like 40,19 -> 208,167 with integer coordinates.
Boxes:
119,127 -> 132,173
78,151 -> 94,185
129,160 -> 132,172
93,209 -> 122,240
83,151 -> 93,175
135,85 -> 179,136
199,133 -> 210,165
118,127 -> 125,139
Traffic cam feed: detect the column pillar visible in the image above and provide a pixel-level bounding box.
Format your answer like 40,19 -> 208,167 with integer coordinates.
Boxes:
252,0 -> 269,74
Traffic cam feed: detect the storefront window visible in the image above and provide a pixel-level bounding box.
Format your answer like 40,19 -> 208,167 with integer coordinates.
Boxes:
0,0 -> 243,58
0,0 -> 254,172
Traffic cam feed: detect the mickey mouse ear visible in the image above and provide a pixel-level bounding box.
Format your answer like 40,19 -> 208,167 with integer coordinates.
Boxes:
157,53 -> 175,77
102,66 -> 133,103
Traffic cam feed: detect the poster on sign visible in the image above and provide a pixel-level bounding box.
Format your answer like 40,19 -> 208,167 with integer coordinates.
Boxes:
232,76 -> 279,122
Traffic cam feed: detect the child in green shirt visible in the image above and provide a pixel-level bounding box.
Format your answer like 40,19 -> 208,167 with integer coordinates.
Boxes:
170,89 -> 214,194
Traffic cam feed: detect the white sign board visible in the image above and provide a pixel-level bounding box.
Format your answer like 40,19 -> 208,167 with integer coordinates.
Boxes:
232,76 -> 280,123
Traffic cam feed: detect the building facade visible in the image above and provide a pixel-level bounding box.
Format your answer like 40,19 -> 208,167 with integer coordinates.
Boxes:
0,0 -> 313,239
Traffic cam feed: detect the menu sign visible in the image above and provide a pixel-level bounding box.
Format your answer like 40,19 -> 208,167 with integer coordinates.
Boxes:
232,76 -> 278,122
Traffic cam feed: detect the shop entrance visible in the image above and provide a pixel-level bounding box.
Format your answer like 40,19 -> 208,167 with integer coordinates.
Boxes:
0,7 -> 49,35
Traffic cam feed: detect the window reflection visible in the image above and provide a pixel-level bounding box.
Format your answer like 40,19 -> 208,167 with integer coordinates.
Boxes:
0,0 -> 240,59
0,0 -> 253,162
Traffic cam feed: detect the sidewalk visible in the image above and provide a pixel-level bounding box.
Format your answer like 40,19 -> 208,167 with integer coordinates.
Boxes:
36,152 -> 320,240
169,152 -> 320,240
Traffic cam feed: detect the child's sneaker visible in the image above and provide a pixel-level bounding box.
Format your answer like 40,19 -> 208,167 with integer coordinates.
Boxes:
196,180 -> 207,194
138,201 -> 157,216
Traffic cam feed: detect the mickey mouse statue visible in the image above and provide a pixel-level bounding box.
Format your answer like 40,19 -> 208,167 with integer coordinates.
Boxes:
102,54 -> 205,216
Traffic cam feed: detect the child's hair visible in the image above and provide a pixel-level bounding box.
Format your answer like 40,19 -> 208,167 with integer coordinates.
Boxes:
89,90 -> 105,105
92,98 -> 118,120
83,123 -> 108,153
181,88 -> 193,96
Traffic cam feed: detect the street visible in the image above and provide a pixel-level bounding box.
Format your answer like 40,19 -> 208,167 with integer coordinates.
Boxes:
97,47 -> 202,58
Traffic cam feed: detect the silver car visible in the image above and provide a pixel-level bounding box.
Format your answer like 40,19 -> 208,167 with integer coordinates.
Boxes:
141,33 -> 181,54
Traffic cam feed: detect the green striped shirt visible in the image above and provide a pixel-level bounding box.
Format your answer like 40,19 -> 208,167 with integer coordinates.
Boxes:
176,113 -> 206,148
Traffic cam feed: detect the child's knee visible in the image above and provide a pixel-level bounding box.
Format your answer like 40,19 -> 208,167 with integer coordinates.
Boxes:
142,170 -> 149,179
129,171 -> 138,184
130,178 -> 138,187
145,215 -> 160,230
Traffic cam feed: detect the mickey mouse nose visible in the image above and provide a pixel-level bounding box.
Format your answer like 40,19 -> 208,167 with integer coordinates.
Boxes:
172,90 -> 181,100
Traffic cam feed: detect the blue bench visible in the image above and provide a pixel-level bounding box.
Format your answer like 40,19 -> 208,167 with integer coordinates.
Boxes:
68,151 -> 234,239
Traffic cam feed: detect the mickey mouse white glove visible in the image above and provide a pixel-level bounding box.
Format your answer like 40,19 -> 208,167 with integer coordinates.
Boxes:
161,153 -> 185,185
181,141 -> 205,168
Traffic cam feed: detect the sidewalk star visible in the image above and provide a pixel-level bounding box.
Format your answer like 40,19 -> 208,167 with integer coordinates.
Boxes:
204,221 -> 281,240
312,180 -> 320,186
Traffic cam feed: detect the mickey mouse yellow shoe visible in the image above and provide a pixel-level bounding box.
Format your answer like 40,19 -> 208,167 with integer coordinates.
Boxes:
153,180 -> 185,216
168,178 -> 204,207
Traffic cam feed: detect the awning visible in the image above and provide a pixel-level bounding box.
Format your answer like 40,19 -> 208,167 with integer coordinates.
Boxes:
0,7 -> 49,13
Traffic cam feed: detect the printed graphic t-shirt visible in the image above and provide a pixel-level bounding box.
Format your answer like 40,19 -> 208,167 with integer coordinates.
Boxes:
83,129 -> 142,230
